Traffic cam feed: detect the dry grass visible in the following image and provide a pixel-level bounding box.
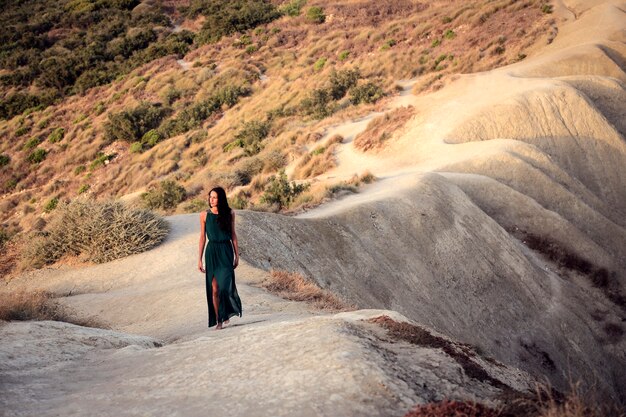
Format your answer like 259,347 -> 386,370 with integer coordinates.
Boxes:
403,400 -> 500,417
21,198 -> 169,269
354,106 -> 415,151
0,290 -> 105,328
286,170 -> 376,213
292,134 -> 344,179
534,383 -> 624,417
261,269 -> 354,311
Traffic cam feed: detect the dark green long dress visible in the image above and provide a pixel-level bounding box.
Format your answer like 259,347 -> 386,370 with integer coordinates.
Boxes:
205,210 -> 242,327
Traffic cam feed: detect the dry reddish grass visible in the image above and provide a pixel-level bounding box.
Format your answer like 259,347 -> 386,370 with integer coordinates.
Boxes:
534,384 -> 624,417
0,290 -> 105,328
404,400 -> 500,417
292,134 -> 344,179
262,269 -> 355,311
354,106 -> 415,151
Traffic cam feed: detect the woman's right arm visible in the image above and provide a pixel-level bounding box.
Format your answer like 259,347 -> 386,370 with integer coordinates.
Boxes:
198,212 -> 206,273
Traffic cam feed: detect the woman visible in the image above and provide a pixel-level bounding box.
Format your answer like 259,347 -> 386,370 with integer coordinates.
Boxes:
198,186 -> 242,330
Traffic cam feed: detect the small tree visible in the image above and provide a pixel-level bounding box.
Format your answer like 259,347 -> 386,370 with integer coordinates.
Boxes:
260,171 -> 309,209
306,6 -> 325,23
141,180 -> 187,210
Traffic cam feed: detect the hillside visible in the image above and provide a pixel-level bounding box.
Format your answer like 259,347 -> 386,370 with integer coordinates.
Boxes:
1,0 -> 625,415
0,0 -> 555,251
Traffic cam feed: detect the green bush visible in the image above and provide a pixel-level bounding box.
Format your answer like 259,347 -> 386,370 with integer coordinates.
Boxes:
329,68 -> 360,100
0,227 -> 8,248
0,154 -> 10,167
23,136 -> 42,150
380,39 -> 396,51
306,6 -> 325,23
89,153 -> 115,170
141,129 -> 162,147
279,0 -> 306,16
23,199 -> 169,267
195,0 -> 281,44
130,141 -> 143,153
0,91 -> 57,121
27,148 -> 47,164
4,178 -> 18,191
161,85 -> 249,138
78,184 -> 90,194
313,57 -> 327,71
48,127 -> 65,143
104,102 -> 169,143
44,197 -> 59,213
444,29 -> 456,39
182,198 -> 209,213
141,180 -> 187,210
338,50 -> 350,61
74,165 -> 86,175
15,125 -> 31,137
224,120 -> 271,156
260,170 -> 309,209
541,4 -> 553,13
163,88 -> 181,105
300,88 -> 333,119
229,191 -> 249,209
431,38 -> 441,47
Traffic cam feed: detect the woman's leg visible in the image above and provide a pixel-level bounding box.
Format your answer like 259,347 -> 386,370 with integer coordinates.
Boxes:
211,277 -> 222,330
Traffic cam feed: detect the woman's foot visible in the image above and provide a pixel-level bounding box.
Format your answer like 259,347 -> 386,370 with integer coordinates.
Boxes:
215,322 -> 223,330
223,319 -> 230,326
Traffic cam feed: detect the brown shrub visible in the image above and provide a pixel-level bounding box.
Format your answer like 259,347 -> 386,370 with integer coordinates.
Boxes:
0,290 -> 105,328
353,106 -> 414,151
262,269 -> 354,311
404,400 -> 500,417
534,383 -> 624,417
21,198 -> 169,268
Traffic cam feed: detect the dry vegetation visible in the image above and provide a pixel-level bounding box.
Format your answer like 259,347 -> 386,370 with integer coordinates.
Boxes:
0,0 -> 555,252
373,315 -> 624,417
261,269 -> 354,311
292,134 -> 343,178
0,290 -> 105,328
404,400 -> 500,417
21,199 -> 169,269
354,106 -> 415,151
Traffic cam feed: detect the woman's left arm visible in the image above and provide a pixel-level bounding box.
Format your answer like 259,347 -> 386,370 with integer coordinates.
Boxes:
231,209 -> 239,269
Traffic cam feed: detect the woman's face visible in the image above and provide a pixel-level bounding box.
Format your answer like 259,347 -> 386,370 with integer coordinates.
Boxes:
209,191 -> 218,208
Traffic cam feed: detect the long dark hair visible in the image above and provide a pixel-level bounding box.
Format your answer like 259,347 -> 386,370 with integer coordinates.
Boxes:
209,186 -> 232,234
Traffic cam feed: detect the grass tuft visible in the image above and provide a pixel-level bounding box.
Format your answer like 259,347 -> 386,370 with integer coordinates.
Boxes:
0,290 -> 105,328
262,269 -> 354,311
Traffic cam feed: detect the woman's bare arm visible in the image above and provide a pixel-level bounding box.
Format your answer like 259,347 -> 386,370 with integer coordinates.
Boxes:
231,210 -> 239,269
198,211 -> 206,272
